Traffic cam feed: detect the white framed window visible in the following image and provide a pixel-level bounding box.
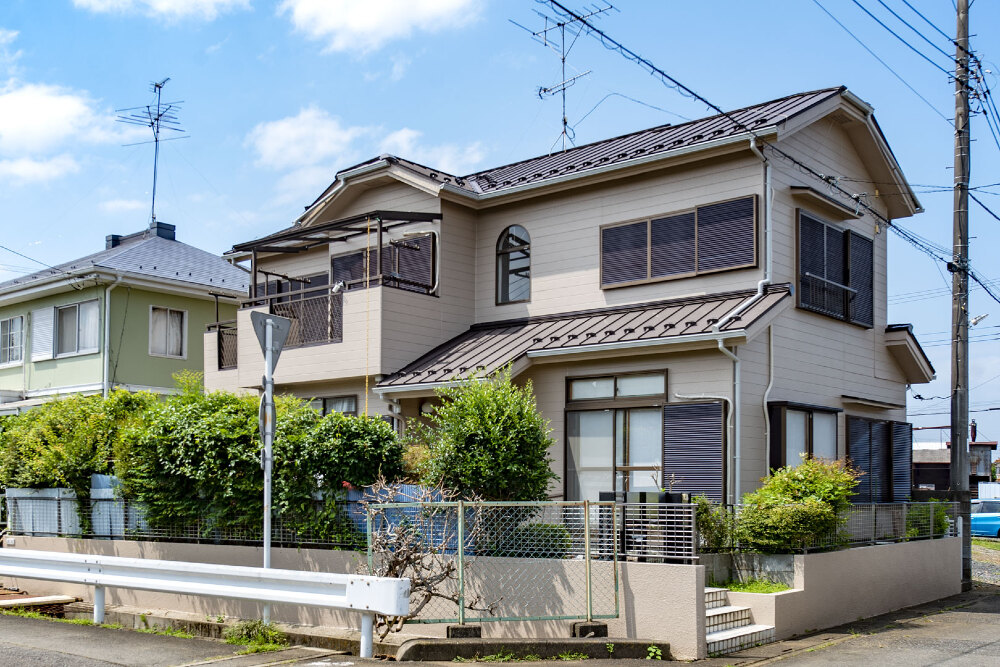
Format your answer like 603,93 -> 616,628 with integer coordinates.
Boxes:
0,316 -> 23,365
149,306 -> 187,358
310,395 -> 358,416
55,300 -> 99,356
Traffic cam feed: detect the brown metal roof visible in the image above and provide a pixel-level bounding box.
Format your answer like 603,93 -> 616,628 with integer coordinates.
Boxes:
377,285 -> 791,389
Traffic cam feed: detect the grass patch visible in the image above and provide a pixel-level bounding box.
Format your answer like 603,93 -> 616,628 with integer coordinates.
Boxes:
223,619 -> 289,655
136,625 -> 194,639
972,538 -> 1000,551
556,651 -> 589,661
453,650 -> 576,663
725,578 -> 791,594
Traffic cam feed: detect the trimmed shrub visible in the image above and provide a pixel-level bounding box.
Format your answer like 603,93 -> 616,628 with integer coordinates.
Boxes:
693,495 -> 733,552
412,368 -> 557,501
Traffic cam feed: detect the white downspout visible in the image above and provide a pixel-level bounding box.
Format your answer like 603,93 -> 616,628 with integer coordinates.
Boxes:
102,274 -> 123,397
762,326 -> 775,474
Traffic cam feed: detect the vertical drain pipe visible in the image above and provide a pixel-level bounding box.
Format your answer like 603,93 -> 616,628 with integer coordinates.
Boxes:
102,274 -> 123,397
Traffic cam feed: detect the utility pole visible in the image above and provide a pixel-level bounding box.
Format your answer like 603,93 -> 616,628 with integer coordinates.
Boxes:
949,0 -> 971,592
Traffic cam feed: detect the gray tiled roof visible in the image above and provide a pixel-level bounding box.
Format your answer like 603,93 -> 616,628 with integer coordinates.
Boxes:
378,285 -> 791,388
0,235 -> 249,294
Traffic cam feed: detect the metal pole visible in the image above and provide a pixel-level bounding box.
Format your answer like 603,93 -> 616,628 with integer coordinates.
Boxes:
584,499 -> 592,622
359,612 -> 374,658
366,508 -> 374,574
93,585 -> 105,624
456,500 -> 465,625
950,0 -> 972,593
263,318 -> 274,622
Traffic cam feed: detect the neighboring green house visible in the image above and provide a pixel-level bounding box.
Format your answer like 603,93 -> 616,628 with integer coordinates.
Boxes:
0,221 -> 249,413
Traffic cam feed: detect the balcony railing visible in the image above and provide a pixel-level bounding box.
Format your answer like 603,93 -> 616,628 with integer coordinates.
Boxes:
206,320 -> 238,370
800,272 -> 856,321
243,285 -> 344,348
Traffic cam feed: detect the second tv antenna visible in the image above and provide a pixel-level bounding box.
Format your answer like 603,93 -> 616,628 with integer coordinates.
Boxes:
512,2 -> 617,152
116,78 -> 188,224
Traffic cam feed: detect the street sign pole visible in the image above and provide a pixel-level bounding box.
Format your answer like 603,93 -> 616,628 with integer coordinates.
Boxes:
262,318 -> 274,623
250,310 -> 291,625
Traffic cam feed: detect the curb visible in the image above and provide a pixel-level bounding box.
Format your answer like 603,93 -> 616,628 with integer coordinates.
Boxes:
395,638 -> 670,661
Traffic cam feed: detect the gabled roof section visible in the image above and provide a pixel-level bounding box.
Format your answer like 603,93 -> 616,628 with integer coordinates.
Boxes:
885,323 -> 935,384
0,226 -> 249,297
377,285 -> 792,392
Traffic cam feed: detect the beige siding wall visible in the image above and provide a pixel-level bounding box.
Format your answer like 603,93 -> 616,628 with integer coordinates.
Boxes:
380,201 -> 476,375
474,154 -> 765,323
330,179 -> 441,218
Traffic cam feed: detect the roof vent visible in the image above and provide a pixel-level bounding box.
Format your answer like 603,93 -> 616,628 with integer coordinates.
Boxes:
149,221 -> 176,241
106,234 -> 122,249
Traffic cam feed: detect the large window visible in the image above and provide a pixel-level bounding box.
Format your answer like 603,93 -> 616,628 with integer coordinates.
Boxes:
149,306 -> 186,358
600,195 -> 756,287
768,403 -> 840,469
0,316 -> 23,364
496,225 -> 531,304
798,211 -> 874,327
56,300 -> 99,356
311,395 -> 358,416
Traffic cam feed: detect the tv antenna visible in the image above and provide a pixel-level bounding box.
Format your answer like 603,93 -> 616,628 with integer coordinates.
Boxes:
116,78 -> 188,224
511,2 -> 617,152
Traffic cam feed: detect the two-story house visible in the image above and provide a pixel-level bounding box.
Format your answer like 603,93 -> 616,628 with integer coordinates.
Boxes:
0,221 -> 249,413
208,87 -> 934,504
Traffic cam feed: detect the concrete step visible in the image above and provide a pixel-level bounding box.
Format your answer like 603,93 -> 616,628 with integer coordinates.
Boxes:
704,587 -> 728,609
705,605 -> 752,633
706,624 -> 776,655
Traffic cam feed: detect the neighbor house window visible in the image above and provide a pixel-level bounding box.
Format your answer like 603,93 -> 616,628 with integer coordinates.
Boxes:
768,403 -> 840,469
311,395 -> 357,416
56,300 -> 99,356
149,306 -> 186,358
0,316 -> 23,364
601,196 -> 756,287
798,210 -> 874,327
496,225 -> 531,304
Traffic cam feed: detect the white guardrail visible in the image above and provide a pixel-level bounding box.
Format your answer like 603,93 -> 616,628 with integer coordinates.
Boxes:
0,549 -> 409,657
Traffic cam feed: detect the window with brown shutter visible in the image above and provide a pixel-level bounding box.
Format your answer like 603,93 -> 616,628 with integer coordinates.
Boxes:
848,416 -> 911,502
601,195 -> 756,288
798,210 -> 874,328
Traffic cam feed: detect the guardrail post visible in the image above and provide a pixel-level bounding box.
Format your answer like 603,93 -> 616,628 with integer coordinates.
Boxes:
359,612 -> 374,658
457,500 -> 465,625
584,499 -> 592,623
93,585 -> 105,624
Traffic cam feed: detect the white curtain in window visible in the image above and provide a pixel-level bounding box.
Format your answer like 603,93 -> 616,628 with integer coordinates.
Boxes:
812,412 -> 838,459
78,301 -> 99,351
58,305 -> 77,354
785,409 -> 809,466
150,307 -> 167,355
167,309 -> 184,356
325,396 -> 356,415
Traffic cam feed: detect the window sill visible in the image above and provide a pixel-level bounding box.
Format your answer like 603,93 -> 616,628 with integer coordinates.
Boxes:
55,349 -> 100,360
149,352 -> 187,360
0,360 -> 23,369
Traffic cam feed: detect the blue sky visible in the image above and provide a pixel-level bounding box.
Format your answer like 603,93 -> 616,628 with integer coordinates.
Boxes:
1,0 -> 999,446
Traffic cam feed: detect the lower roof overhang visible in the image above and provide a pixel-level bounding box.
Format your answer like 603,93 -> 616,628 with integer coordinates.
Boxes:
885,324 -> 936,384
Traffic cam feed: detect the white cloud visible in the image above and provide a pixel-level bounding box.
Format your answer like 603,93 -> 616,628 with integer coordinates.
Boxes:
73,0 -> 249,21
389,54 -> 411,81
0,154 -> 79,183
246,106 -> 368,170
378,127 -> 483,175
99,198 -> 147,213
0,29 -> 22,76
279,0 -> 480,53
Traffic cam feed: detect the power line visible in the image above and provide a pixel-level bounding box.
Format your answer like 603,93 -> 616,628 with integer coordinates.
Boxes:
0,243 -> 76,279
970,192 -> 1000,222
811,0 -> 951,123
851,0 -> 953,75
873,0 -> 955,62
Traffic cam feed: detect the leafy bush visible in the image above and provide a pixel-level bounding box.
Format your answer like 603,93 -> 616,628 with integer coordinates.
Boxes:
736,457 -> 860,553
489,522 -> 572,558
412,368 -> 557,501
223,619 -> 288,652
905,499 -> 950,539
693,495 -> 733,552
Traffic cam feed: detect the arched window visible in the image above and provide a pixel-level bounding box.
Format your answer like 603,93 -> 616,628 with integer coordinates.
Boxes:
496,225 -> 531,304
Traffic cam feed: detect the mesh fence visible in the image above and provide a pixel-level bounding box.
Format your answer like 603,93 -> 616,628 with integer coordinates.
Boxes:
271,292 -> 344,347
216,322 -> 238,370
366,501 -> 620,624
2,496 -> 367,550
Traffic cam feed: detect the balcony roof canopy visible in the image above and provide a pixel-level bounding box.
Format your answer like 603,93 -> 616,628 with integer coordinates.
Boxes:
231,210 -> 442,255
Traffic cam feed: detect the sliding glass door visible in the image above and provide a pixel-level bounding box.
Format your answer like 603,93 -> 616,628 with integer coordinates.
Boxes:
566,408 -> 662,501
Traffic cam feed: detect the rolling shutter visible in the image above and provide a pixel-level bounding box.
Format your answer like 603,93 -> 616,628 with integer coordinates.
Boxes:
890,421 -> 912,501
601,221 -> 647,285
30,307 -> 54,361
870,420 -> 890,502
392,234 -> 434,292
662,402 -> 724,502
332,252 -> 368,290
650,212 -> 695,278
696,196 -> 755,272
848,416 -> 872,502
799,213 -> 826,311
848,231 -> 874,327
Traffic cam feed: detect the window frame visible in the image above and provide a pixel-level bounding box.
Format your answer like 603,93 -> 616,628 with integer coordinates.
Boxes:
768,401 -> 842,470
148,305 -> 188,359
496,225 -> 532,305
565,370 -> 668,409
0,315 -> 24,366
599,194 -> 758,289
795,208 -> 875,328
54,299 -> 100,358
313,395 -> 358,417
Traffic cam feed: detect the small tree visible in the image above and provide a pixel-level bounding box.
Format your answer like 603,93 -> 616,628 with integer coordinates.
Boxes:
413,368 -> 557,501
